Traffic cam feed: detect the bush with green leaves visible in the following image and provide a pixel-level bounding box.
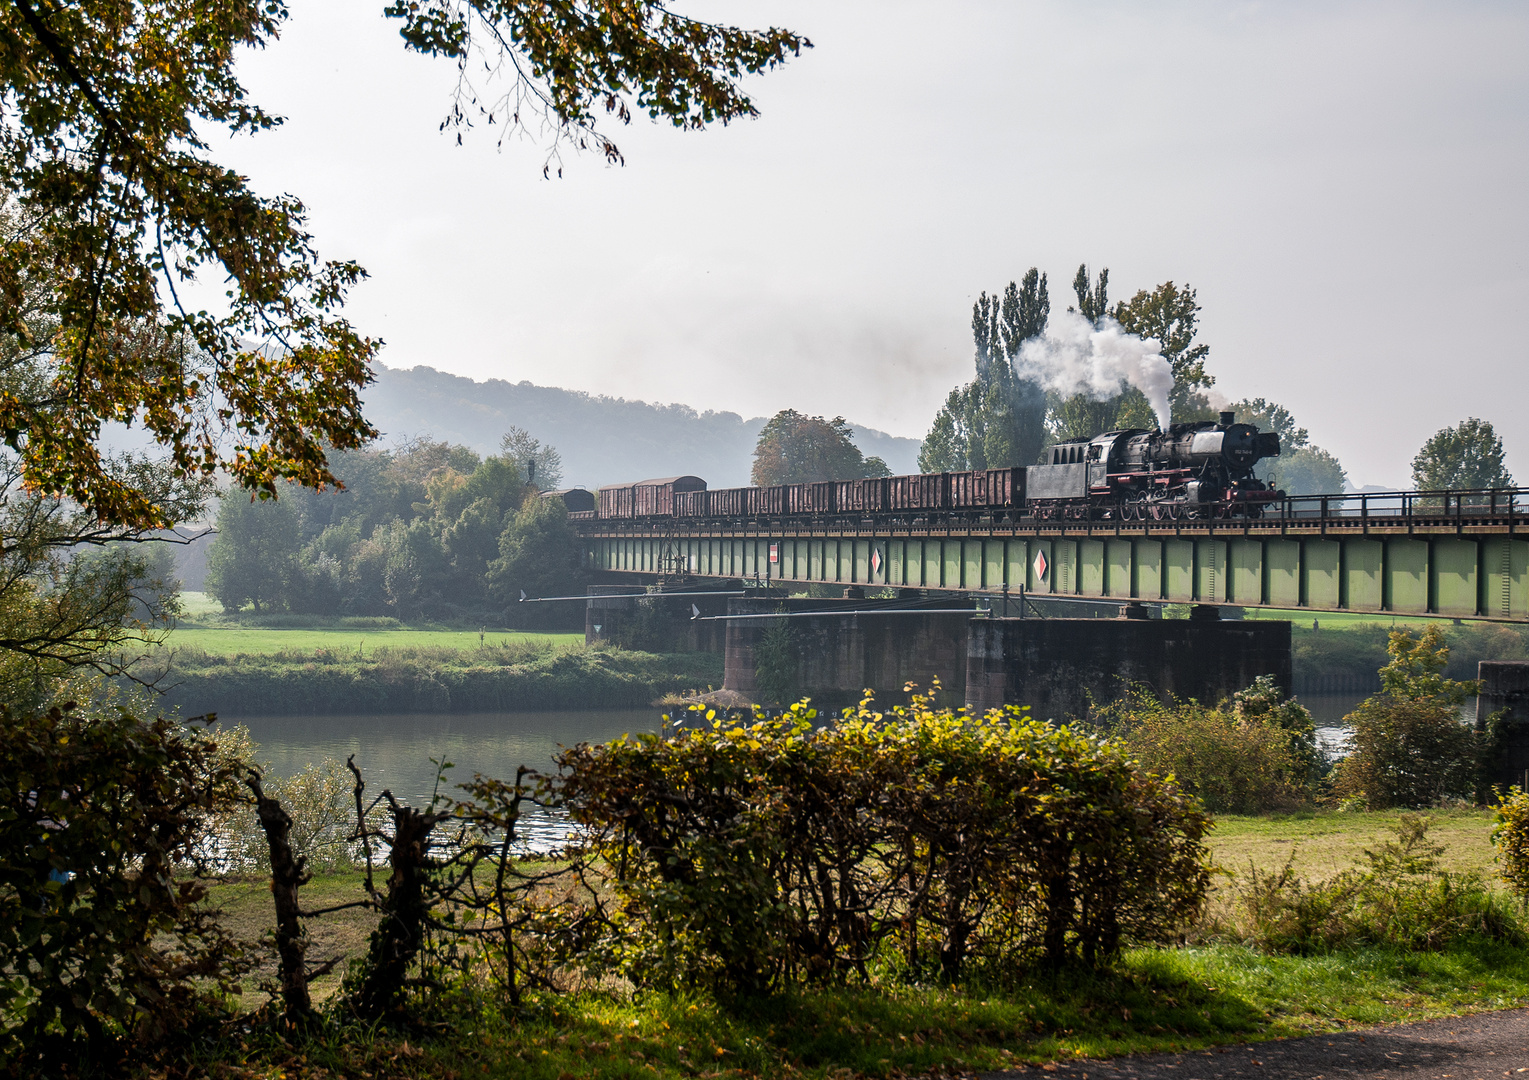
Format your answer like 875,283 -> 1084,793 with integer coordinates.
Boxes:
213,751 -> 370,875
1095,684 -> 1309,813
555,693 -> 1211,994
1331,626 -> 1481,809
1492,788 -> 1529,901
0,704 -> 250,1067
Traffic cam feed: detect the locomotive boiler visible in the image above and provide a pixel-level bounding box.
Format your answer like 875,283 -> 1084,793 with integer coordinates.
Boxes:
1027,411 -> 1282,520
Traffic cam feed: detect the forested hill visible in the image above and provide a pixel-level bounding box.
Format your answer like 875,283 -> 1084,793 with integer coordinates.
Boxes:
362,365 -> 921,489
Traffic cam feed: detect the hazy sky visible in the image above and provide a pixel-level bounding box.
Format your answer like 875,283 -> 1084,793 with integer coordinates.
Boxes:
219,0 -> 1529,488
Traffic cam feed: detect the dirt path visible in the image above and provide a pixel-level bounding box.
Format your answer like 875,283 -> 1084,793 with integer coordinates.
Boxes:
981,1008 -> 1529,1079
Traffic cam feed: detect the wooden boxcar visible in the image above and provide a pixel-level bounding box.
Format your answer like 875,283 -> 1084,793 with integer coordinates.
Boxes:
597,483 -> 634,519
599,476 -> 706,518
541,487 -> 597,513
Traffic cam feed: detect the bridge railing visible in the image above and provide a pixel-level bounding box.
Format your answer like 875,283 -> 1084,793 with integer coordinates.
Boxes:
1263,486 -> 1528,526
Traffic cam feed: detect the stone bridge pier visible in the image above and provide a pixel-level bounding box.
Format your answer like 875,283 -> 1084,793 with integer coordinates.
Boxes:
1481,661 -> 1529,791
719,598 -> 1292,720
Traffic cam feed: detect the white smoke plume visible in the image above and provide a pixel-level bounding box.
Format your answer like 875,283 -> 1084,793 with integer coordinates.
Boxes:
1015,310 -> 1175,432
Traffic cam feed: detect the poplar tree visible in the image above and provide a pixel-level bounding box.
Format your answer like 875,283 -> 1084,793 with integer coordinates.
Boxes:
919,269 -> 1050,471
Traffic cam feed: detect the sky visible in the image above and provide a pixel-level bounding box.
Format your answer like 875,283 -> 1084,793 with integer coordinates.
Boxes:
216,0 -> 1529,489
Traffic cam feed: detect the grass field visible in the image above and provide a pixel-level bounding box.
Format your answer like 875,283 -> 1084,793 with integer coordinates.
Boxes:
166,592 -> 583,655
1241,607 -> 1472,628
1209,807 -> 1502,884
160,625 -> 585,655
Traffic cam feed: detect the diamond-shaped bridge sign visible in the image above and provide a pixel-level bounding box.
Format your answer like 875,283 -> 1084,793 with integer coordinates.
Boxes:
871,546 -> 883,575
1032,549 -> 1049,581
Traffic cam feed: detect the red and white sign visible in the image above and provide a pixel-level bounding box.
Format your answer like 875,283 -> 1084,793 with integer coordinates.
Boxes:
769,543 -> 778,564
1032,549 -> 1049,580
871,546 -> 883,575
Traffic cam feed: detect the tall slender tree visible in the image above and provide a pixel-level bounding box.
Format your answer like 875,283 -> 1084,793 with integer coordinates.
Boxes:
919,269 -> 1050,471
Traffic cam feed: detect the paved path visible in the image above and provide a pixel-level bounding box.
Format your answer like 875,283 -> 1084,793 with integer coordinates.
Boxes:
982,1009 -> 1529,1079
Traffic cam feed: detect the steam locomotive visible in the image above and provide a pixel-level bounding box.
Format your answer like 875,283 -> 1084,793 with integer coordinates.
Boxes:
570,411 -> 1282,524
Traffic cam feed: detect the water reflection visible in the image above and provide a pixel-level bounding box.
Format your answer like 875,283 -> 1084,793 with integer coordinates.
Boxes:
219,708 -> 663,807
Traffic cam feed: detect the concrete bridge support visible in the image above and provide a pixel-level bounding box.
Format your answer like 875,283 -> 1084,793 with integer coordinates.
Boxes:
720,599 -> 976,711
719,600 -> 1292,720
965,617 -> 1292,722
1480,661 -> 1529,792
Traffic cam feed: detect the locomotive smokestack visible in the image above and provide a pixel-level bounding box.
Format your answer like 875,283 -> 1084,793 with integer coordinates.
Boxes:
1218,410 -> 1234,427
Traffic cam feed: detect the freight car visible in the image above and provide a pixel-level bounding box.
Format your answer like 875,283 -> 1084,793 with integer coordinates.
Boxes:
591,413 -> 1280,525
597,476 -> 707,519
540,487 -> 597,513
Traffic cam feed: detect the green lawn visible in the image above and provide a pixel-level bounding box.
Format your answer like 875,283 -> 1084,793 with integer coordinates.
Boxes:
160,625 -> 584,656
1209,807 -> 1503,884
1240,607 -> 1484,628
168,591 -> 583,655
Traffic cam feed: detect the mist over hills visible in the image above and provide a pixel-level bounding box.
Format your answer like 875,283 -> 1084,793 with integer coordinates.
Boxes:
361,365 -> 922,489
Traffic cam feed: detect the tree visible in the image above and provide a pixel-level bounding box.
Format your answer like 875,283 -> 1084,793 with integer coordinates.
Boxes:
0,2 -> 808,525
1113,281 -> 1213,420
1230,397 -> 1347,496
919,269 -> 1050,471
0,454 -> 199,704
205,491 -> 302,614
1229,398 -> 1309,452
1070,264 -> 1110,325
1270,446 -> 1347,497
1411,418 -> 1514,493
487,497 -> 586,627
752,411 -> 883,485
500,427 -> 563,490
1045,263 -> 1160,440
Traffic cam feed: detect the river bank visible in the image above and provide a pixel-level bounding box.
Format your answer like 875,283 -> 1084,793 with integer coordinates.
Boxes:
139,643 -> 722,716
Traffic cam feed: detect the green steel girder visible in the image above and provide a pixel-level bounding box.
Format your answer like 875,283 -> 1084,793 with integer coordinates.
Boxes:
579,519 -> 1529,621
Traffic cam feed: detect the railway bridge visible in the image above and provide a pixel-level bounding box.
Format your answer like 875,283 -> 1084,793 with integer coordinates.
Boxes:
574,489 -> 1529,622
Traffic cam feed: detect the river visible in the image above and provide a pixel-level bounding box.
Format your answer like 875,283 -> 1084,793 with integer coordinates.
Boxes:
220,708 -> 664,808
222,691 -> 1425,808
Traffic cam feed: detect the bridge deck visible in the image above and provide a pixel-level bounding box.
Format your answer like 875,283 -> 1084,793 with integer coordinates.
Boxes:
574,490 -> 1529,621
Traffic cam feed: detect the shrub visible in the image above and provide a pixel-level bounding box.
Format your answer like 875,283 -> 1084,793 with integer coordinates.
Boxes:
1492,788 -> 1529,900
217,755 -> 369,874
555,693 -> 1212,994
1098,685 -> 1307,813
1223,815 -> 1522,953
1332,697 -> 1479,809
1331,626 -> 1481,809
0,703 -> 250,1066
